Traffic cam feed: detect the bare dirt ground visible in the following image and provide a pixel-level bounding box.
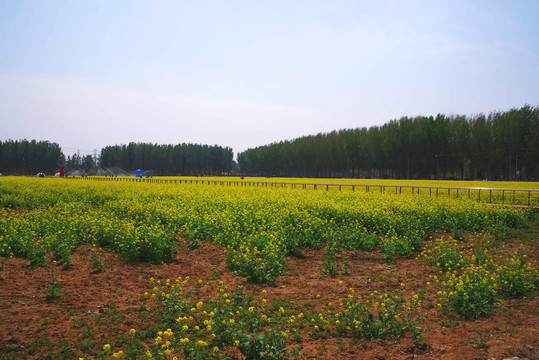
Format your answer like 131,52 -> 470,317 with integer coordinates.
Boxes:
0,231 -> 537,360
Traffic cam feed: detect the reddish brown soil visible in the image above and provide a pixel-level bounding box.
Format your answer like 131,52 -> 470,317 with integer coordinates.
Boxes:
0,234 -> 538,360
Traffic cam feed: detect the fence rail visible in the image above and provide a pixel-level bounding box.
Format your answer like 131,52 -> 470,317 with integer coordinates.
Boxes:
73,176 -> 539,207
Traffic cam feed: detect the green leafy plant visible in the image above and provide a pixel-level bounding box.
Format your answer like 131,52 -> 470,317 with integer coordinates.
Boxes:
464,326 -> 490,348
52,240 -> 73,269
341,254 -> 350,276
89,246 -> 106,273
45,261 -> 61,302
410,325 -> 429,351
323,243 -> 338,277
28,245 -> 47,267
235,328 -> 291,360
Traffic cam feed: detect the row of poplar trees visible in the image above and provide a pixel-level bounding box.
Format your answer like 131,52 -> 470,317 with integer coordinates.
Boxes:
0,141 -> 234,176
99,142 -> 234,176
2,105 -> 537,179
237,105 -> 538,180
0,140 -> 64,175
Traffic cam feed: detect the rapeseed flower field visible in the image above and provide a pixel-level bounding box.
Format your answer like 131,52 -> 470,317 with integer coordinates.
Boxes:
0,176 -> 537,359
0,177 -> 533,273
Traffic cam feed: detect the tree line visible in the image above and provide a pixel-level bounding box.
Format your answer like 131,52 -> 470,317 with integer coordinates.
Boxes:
2,105 -> 537,179
65,152 -> 96,172
99,142 -> 235,176
0,140 -> 64,175
237,105 -> 539,180
0,140 -> 234,176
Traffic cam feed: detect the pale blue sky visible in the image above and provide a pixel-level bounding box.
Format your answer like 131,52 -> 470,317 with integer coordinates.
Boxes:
1,0 -> 538,158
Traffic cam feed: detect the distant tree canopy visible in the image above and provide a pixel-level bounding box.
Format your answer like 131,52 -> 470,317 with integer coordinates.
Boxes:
65,153 -> 96,172
238,105 -> 539,180
99,142 -> 234,176
2,105 -> 536,179
0,139 -> 65,175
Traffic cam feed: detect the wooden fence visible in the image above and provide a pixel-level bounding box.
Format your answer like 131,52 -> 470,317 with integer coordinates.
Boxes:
72,176 -> 539,207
